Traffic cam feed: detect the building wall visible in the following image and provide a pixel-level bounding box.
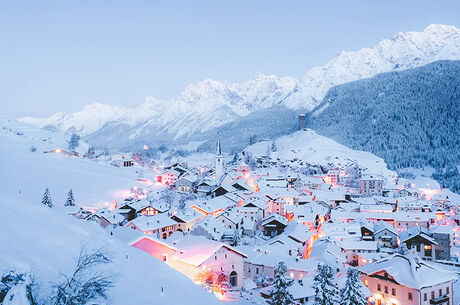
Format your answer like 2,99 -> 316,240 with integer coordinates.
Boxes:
175,180 -> 195,193
362,274 -> 420,305
374,230 -> 398,248
244,262 -> 309,282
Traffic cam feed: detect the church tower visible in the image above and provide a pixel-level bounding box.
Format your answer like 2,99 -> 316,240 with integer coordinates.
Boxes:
215,140 -> 223,182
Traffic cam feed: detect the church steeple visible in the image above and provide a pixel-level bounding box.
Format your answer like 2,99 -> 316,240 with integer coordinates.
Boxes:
217,140 -> 222,156
215,140 -> 223,182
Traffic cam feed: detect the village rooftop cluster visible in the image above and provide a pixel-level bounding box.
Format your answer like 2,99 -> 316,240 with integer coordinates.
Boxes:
47,125 -> 460,305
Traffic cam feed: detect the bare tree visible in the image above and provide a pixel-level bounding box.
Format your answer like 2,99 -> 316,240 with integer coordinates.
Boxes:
52,245 -> 117,305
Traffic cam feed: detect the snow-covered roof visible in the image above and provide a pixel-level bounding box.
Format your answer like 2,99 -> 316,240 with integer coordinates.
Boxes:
262,214 -> 288,227
373,220 -> 398,235
170,235 -> 246,266
399,226 -> 437,244
126,214 -> 177,232
338,240 -> 378,251
359,252 -> 457,289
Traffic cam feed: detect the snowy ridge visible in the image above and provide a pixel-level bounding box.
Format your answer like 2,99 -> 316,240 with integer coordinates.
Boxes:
19,24 -> 460,148
300,24 -> 460,107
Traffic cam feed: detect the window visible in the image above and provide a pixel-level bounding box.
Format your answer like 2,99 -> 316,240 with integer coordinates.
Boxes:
439,289 -> 442,297
391,288 -> 396,296
447,287 -> 450,294
290,272 -> 294,279
215,256 -> 217,260
225,254 -> 227,259
431,291 -> 435,299
364,280 -> 368,287
377,284 -> 381,291
408,292 -> 413,301
384,286 -> 388,293
424,293 -> 427,301
256,268 -> 259,274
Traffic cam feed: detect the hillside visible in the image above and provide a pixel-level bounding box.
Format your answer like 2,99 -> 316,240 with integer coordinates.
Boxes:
244,129 -> 398,185
0,118 -> 220,304
19,24 -> 460,150
0,193 -> 220,305
309,60 -> 460,192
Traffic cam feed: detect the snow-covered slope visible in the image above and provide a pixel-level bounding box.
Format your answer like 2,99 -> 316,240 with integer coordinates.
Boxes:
19,24 -> 460,149
0,193 -> 220,305
0,117 -> 220,304
0,117 -> 147,208
245,129 -> 397,184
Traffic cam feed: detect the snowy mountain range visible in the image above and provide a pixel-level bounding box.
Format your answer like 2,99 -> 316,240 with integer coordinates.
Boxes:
19,24 -> 460,149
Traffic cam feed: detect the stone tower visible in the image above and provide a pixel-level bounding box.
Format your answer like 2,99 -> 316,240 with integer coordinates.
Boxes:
298,114 -> 306,130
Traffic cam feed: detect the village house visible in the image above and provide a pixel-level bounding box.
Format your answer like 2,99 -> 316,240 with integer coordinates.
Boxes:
262,214 -> 288,238
86,208 -> 124,228
158,169 -> 180,185
170,210 -> 202,232
243,251 -> 317,282
126,214 -> 177,239
131,235 -> 247,288
360,176 -> 383,196
196,179 -> 214,197
399,226 -> 438,261
190,195 -> 237,216
359,251 -> 457,305
338,240 -> 378,266
373,221 -> 399,248
174,173 -> 198,193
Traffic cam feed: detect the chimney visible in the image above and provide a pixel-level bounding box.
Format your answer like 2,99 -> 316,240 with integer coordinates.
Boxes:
298,114 -> 306,130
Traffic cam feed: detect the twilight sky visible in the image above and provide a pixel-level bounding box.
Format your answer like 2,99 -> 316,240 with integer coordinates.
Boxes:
1,0 -> 460,118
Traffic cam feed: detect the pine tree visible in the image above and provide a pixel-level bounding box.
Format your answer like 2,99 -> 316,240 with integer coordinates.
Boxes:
268,261 -> 294,305
41,187 -> 53,208
232,229 -> 241,246
65,189 -> 75,206
340,268 -> 367,305
68,133 -> 80,151
313,264 -> 339,305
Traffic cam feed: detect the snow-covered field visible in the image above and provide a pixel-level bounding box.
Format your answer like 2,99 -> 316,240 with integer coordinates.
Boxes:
0,118 -> 220,304
0,192 -> 220,305
0,118 -> 149,209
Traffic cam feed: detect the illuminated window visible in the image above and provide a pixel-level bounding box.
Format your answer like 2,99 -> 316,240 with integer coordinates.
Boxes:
299,273 -> 303,279
178,186 -> 182,191
364,280 -> 368,287
290,272 -> 294,279
186,186 -> 190,191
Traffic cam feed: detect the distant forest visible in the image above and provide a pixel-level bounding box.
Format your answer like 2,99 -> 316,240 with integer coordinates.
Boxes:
309,60 -> 460,192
